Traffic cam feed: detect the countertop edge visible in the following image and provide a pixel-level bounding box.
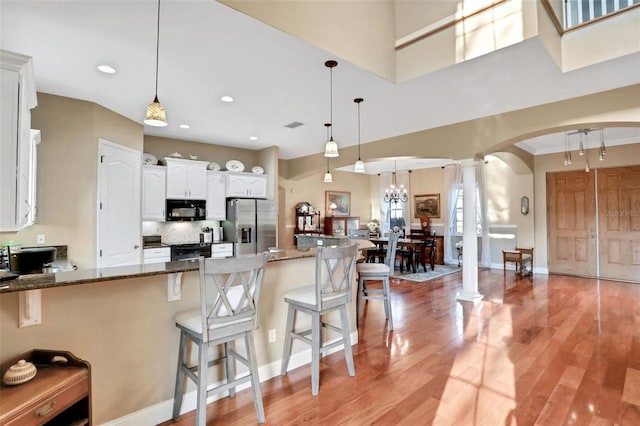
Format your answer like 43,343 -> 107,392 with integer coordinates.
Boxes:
0,249 -> 317,294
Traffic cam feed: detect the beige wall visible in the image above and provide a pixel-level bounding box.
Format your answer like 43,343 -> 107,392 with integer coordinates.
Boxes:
219,0 -> 397,82
282,85 -> 640,180
0,93 -> 143,268
0,255 -> 350,424
533,143 -> 640,270
278,169 -> 372,247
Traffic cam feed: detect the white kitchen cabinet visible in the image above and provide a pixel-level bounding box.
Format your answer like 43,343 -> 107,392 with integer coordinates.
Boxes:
226,172 -> 267,199
211,243 -> 233,259
143,246 -> 171,264
165,157 -> 208,199
142,165 -> 166,221
0,50 -> 38,231
206,171 -> 226,220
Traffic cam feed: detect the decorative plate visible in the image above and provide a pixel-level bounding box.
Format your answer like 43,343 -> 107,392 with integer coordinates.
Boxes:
169,152 -> 183,158
207,162 -> 221,171
142,153 -> 158,166
251,166 -> 264,174
225,159 -> 245,172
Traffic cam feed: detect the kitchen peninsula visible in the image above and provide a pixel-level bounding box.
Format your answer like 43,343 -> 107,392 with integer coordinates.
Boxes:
0,248 -> 358,425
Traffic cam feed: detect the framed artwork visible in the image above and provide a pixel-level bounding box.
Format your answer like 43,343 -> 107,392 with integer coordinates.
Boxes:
325,191 -> 351,216
414,193 -> 440,218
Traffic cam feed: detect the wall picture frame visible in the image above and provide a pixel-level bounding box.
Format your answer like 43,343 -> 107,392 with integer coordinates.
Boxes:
414,193 -> 440,218
325,191 -> 351,216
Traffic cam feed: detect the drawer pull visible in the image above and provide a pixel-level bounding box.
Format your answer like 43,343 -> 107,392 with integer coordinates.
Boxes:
34,400 -> 56,417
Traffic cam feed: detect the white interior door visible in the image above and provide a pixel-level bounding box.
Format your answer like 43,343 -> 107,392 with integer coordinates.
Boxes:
97,140 -> 141,267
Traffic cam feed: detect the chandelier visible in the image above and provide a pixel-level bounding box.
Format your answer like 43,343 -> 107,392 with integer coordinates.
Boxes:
384,162 -> 408,204
564,128 -> 606,172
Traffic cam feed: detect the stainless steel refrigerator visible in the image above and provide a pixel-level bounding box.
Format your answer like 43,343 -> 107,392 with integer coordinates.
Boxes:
222,199 -> 277,256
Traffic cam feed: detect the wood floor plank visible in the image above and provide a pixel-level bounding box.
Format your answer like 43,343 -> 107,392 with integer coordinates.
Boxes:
159,269 -> 640,425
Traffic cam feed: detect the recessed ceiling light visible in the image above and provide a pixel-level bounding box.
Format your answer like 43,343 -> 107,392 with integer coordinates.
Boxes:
97,64 -> 116,74
249,136 -> 258,141
220,95 -> 234,103
179,124 -> 190,129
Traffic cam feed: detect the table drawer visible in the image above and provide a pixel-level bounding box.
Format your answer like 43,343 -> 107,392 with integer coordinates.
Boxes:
4,371 -> 88,426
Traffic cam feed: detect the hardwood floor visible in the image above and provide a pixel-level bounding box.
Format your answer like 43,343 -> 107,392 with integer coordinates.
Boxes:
160,269 -> 640,425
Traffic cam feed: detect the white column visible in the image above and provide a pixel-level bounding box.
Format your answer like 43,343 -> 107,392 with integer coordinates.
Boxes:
456,159 -> 484,303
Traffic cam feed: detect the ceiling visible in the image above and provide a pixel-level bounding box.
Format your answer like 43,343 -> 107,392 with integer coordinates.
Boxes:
2,1 -> 639,171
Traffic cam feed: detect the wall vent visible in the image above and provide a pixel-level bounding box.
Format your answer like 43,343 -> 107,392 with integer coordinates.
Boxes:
284,121 -> 304,129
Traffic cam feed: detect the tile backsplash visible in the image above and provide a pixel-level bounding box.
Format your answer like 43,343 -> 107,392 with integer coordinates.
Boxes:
142,220 -> 221,244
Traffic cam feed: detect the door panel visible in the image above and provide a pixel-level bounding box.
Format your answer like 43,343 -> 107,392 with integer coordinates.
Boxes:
547,171 -> 597,276
98,140 -> 141,267
598,166 -> 640,281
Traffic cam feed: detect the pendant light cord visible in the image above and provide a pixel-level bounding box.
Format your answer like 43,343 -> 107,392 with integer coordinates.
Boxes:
154,0 -> 161,97
357,100 -> 361,160
329,66 -> 333,139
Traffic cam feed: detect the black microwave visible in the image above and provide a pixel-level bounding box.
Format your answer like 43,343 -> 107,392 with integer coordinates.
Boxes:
166,199 -> 206,221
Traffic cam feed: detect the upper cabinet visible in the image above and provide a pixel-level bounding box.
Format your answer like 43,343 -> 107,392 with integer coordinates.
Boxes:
0,50 -> 38,231
142,165 -> 166,221
206,171 -> 226,220
165,158 -> 208,200
226,172 -> 267,199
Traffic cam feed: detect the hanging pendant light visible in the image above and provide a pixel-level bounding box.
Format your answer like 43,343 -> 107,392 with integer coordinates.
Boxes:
599,128 -> 606,161
323,123 -> 333,182
144,0 -> 167,127
578,132 -> 585,155
324,60 -> 339,157
583,130 -> 590,172
353,97 -> 366,173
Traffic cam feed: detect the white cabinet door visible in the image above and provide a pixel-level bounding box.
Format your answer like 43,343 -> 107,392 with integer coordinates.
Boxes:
188,165 -> 207,199
207,171 -> 226,220
165,158 -> 208,199
226,173 -> 267,198
0,52 -> 37,231
142,166 -> 166,221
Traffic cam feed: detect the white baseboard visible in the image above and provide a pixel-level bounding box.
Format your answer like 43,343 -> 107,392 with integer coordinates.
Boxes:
101,331 -> 359,425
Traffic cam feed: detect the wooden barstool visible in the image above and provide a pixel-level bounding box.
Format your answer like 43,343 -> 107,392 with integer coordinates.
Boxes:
172,253 -> 269,425
280,244 -> 359,396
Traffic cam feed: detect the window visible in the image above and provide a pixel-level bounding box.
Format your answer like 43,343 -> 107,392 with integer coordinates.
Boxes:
388,202 -> 406,233
453,185 -> 482,236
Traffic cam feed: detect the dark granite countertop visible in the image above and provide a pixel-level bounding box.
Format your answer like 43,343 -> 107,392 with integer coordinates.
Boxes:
0,248 -> 317,294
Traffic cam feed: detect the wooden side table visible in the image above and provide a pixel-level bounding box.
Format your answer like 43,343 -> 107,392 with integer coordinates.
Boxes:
0,349 -> 91,426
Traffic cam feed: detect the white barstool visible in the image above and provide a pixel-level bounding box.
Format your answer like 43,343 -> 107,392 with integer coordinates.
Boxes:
355,232 -> 400,330
280,244 -> 358,396
172,253 -> 269,425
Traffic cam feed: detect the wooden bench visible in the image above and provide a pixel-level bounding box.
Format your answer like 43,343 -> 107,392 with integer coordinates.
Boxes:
502,247 -> 533,276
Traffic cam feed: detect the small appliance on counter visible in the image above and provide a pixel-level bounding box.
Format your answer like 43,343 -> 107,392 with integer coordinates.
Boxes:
8,246 -> 57,275
142,234 -> 168,248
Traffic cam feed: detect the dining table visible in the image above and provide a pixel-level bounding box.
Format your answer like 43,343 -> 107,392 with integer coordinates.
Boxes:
368,236 -> 428,273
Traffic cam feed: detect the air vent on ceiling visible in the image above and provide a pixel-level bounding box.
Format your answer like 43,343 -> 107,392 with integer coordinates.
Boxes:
284,121 -> 304,129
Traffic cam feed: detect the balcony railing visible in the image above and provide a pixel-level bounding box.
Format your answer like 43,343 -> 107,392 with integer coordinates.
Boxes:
565,0 -> 640,28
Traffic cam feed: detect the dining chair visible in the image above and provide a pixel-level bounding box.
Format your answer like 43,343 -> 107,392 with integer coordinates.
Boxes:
280,244 -> 358,396
172,253 -> 269,425
416,231 -> 437,271
355,231 -> 400,330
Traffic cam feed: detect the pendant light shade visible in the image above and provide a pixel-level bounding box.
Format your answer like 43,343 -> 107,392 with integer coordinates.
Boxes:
324,60 -> 339,157
323,123 -> 333,182
353,97 -> 366,173
144,0 -> 167,127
